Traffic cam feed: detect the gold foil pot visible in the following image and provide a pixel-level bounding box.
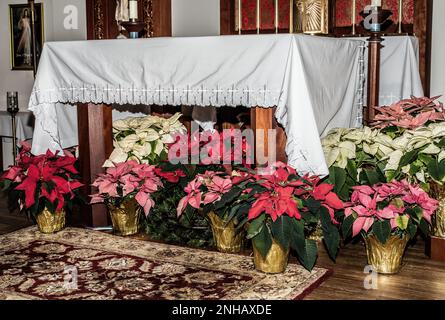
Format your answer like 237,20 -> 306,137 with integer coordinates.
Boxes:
364,234 -> 409,274
253,239 -> 290,274
108,198 -> 142,236
308,221 -> 324,241
429,182 -> 445,238
36,208 -> 66,234
207,212 -> 244,253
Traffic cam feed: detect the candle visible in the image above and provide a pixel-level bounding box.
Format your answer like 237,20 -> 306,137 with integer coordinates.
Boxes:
129,0 -> 138,20
398,0 -> 403,33
371,0 -> 381,7
352,0 -> 356,35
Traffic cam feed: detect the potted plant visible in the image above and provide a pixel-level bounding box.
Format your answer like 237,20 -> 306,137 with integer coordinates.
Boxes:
343,180 -> 438,274
91,160 -> 163,236
245,162 -> 344,273
145,163 -> 215,248
370,96 -> 445,238
0,142 -> 83,233
176,168 -> 251,253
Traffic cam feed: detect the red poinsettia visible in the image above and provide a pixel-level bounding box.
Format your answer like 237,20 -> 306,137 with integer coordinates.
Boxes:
1,142 -> 83,215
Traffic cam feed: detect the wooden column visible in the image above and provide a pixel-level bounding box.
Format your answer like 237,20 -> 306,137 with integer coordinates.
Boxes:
365,33 -> 383,125
77,103 -> 113,227
251,107 -> 287,164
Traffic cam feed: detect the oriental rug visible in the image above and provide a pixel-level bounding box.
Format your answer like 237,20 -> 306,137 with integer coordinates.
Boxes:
0,227 -> 331,300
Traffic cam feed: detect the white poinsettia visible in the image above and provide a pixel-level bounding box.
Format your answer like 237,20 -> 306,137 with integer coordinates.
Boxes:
104,113 -> 186,167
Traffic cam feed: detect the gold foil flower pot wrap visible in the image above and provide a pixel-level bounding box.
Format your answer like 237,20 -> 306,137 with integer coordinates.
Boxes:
364,234 -> 409,274
429,182 -> 445,238
207,212 -> 244,253
36,208 -> 66,234
108,198 -> 142,236
253,239 -> 290,274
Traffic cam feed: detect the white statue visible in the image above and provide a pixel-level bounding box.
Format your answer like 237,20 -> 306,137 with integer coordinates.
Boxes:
115,0 -> 129,23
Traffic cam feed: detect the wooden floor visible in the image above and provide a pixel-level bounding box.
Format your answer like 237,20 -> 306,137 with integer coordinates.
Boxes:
1,193 -> 445,300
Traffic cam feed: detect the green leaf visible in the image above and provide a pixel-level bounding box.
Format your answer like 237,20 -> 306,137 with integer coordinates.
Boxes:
271,216 -> 291,251
372,220 -> 391,244
437,137 -> 445,148
418,154 -> 434,166
395,215 -> 409,230
399,150 -> 418,167
342,214 -> 355,238
346,159 -> 358,181
427,160 -> 445,181
418,218 -> 430,236
319,207 -> 340,260
407,220 -> 417,239
247,214 -> 266,239
252,225 -> 273,258
289,219 -> 317,271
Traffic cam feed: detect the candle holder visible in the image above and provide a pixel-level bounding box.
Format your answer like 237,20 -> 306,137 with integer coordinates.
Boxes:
120,20 -> 145,39
6,92 -> 19,164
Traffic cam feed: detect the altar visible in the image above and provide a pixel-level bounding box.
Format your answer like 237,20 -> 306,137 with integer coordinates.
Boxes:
28,33 -> 423,226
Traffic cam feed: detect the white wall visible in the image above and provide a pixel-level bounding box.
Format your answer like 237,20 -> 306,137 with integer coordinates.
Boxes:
172,0 -> 220,37
0,0 -> 87,111
431,0 -> 445,97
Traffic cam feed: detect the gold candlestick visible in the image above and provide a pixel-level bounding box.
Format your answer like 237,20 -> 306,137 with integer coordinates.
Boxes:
289,0 -> 294,33
256,0 -> 260,34
352,0 -> 356,35
238,0 -> 242,34
275,0 -> 279,34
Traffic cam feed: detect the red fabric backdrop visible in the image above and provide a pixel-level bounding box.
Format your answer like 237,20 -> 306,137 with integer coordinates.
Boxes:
241,0 -> 290,31
335,0 -> 414,27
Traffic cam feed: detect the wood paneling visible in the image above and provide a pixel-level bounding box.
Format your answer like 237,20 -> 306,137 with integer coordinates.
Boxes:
152,0 -> 172,37
220,0 -> 236,35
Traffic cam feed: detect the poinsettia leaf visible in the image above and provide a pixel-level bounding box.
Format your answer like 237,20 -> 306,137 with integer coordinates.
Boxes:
372,220 -> 391,244
342,214 -> 355,238
407,220 -> 417,239
223,204 -> 240,227
395,215 -> 409,230
304,198 -> 321,214
418,154 -> 434,166
399,150 -> 418,167
289,219 -> 317,271
418,218 -> 430,237
346,159 -> 358,181
319,206 -> 340,260
271,215 -> 291,251
247,214 -> 266,239
214,188 -> 242,209
427,160 -> 445,181
252,225 -> 272,258
437,137 -> 445,148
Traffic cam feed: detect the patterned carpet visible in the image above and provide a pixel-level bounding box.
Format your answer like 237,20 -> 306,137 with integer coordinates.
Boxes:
0,227 -> 331,300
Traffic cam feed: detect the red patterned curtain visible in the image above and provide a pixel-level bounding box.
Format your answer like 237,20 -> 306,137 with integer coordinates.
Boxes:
335,0 -> 414,27
240,0 -> 290,31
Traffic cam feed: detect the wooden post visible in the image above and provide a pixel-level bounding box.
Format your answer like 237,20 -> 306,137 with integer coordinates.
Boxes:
426,236 -> 445,262
77,103 -> 113,227
251,107 -> 287,164
365,33 -> 383,125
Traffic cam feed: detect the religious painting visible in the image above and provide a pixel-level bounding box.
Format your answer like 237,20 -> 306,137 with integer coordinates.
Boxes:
9,3 -> 44,70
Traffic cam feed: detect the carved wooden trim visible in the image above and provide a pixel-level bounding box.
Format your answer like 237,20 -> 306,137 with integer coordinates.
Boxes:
94,0 -> 105,40
143,0 -> 154,38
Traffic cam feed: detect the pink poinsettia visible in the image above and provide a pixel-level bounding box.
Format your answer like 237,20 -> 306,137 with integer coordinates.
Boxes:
371,96 -> 445,130
176,171 -> 233,216
91,161 -> 163,216
344,180 -> 439,238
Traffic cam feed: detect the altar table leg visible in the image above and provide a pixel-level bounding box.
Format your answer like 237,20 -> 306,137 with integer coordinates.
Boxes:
77,103 -> 113,227
250,107 -> 287,165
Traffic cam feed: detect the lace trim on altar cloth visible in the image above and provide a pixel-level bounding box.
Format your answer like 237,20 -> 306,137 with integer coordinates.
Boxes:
28,85 -> 325,176
29,85 -> 283,109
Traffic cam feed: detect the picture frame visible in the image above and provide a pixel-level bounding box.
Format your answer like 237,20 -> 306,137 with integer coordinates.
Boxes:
9,3 -> 45,71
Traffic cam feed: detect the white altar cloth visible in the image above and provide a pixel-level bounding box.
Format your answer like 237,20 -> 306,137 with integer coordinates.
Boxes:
29,34 -> 368,176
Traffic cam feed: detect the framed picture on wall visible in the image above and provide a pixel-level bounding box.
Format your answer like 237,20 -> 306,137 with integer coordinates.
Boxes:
9,3 -> 44,70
